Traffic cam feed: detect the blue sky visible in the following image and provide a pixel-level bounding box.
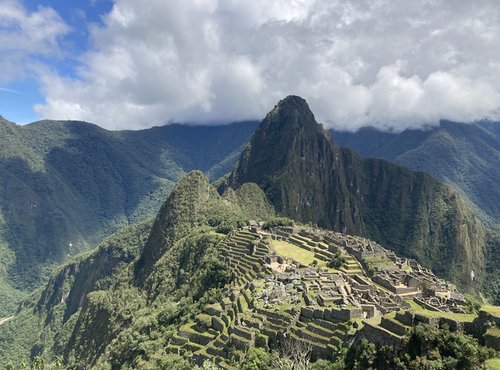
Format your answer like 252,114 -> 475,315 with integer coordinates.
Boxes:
1,0 -> 500,130
0,0 -> 112,124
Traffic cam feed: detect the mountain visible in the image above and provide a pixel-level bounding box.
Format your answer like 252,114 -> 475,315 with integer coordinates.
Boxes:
0,98 -> 498,367
0,171 -> 275,367
331,121 -> 500,232
0,117 -> 257,316
0,171 -> 498,369
222,96 -> 491,291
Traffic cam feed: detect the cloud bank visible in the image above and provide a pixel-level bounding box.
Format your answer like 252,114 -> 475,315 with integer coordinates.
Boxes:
19,0 -> 500,130
0,0 -> 69,84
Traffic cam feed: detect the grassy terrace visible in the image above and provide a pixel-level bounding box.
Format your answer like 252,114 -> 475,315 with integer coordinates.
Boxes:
482,305 -> 500,318
407,300 -> 476,322
271,239 -> 323,266
486,358 -> 500,370
486,327 -> 500,336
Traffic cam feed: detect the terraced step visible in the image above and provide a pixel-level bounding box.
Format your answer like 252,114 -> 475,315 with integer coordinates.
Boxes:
206,342 -> 227,358
332,329 -> 349,341
362,321 -> 404,345
289,332 -> 328,352
340,268 -> 363,275
307,322 -> 335,337
291,326 -> 330,345
230,333 -> 253,351
182,341 -> 205,353
230,325 -> 255,341
165,344 -> 182,355
307,318 -> 339,332
170,333 -> 189,346
243,317 -> 263,330
192,350 -> 213,366
329,335 -> 342,347
380,317 -> 410,336
314,249 -> 335,260
230,235 -> 254,244
178,324 -> 216,346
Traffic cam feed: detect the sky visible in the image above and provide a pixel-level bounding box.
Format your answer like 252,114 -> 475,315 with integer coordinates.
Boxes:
1,0 -> 500,131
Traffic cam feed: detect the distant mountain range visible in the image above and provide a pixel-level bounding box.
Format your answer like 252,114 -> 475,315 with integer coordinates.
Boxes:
0,116 -> 256,316
331,121 -> 500,232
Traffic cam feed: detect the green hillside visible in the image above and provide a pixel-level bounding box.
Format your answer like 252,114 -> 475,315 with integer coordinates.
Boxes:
332,121 -> 500,305
0,116 -> 256,316
0,171 -> 275,367
331,121 -> 500,232
0,171 -> 497,369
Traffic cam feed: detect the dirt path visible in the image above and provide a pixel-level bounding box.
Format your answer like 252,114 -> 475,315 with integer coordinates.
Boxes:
0,316 -> 13,326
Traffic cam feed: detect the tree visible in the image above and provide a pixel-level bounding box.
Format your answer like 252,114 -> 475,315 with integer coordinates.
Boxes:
272,337 -> 312,370
32,356 -> 45,370
52,355 -> 64,369
345,339 -> 376,370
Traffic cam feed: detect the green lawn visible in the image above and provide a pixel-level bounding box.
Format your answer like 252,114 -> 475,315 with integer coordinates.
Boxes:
482,305 -> 500,318
271,240 -> 322,266
486,358 -> 500,370
486,327 -> 500,337
407,300 -> 476,322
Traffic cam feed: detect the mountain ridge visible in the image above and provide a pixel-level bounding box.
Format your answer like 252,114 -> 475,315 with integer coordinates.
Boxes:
0,119 -> 257,316
331,120 -> 500,231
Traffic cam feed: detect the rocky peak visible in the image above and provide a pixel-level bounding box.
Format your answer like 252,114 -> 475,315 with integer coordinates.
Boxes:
227,96 -> 335,189
266,95 -> 318,129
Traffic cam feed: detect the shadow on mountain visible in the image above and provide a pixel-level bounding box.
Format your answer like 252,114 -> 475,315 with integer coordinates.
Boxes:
0,120 -> 257,294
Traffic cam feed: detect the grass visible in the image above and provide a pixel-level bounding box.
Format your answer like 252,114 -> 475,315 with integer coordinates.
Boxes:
486,327 -> 500,337
407,300 -> 476,322
482,305 -> 500,318
486,358 -> 500,370
271,240 -> 323,266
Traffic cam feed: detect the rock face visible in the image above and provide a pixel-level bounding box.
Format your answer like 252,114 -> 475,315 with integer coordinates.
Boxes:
224,95 -> 486,288
226,95 -> 362,233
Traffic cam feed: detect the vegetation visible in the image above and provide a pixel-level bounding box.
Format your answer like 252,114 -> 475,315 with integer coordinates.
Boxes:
0,118 -> 256,316
0,171 -> 273,368
485,358 -> 500,370
328,251 -> 347,269
332,122 -> 500,304
328,324 -> 497,370
407,301 -> 477,322
262,217 -> 295,230
332,121 -> 500,232
1,99 -> 499,368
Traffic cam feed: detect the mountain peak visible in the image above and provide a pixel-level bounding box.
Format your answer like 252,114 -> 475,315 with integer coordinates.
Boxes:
225,95 -> 338,223
265,95 -> 318,131
275,95 -> 310,111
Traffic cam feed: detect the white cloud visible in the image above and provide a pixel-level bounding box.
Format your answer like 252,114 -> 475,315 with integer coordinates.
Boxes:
0,0 -> 69,83
32,0 -> 500,130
